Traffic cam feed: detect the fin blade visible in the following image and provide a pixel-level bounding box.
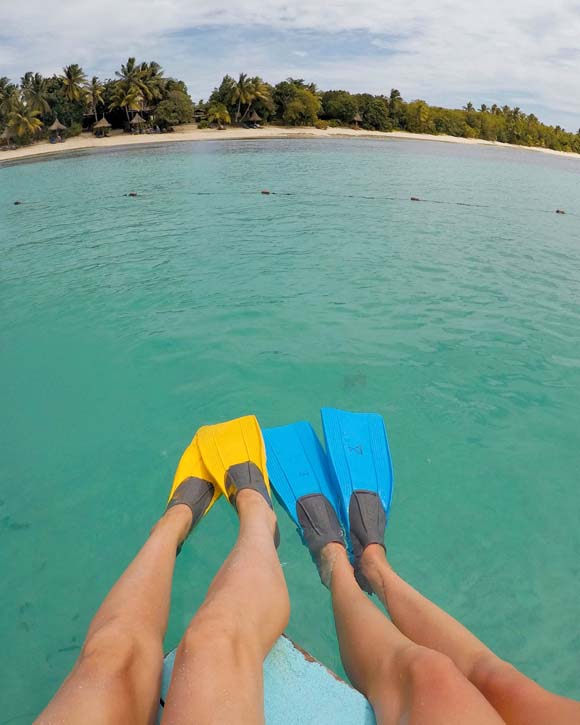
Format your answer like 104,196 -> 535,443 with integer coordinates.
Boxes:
197,415 -> 270,497
321,408 -> 393,521
264,422 -> 336,525
169,434 -> 220,511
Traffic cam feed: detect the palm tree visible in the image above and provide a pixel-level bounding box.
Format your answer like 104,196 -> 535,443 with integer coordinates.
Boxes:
85,76 -> 104,119
230,73 -> 253,122
240,77 -> 272,121
389,88 -> 402,104
6,93 -> 43,142
61,64 -> 87,103
109,83 -> 143,121
0,77 -> 17,122
116,58 -> 148,104
207,103 -> 231,129
23,73 -> 50,115
0,85 -> 19,118
140,61 -> 165,104
388,88 -> 403,125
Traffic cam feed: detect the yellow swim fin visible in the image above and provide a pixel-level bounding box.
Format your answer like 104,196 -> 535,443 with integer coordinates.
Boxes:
196,415 -> 274,507
166,434 -> 221,534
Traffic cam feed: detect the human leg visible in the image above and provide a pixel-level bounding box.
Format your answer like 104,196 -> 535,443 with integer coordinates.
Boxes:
162,489 -> 290,725
326,543 -> 503,725
360,544 -> 580,725
37,504 -> 193,725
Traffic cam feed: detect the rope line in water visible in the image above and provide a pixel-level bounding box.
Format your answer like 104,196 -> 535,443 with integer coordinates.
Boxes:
9,190 -> 574,217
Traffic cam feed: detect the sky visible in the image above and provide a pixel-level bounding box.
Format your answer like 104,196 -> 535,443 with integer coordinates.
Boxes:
2,0 -> 580,130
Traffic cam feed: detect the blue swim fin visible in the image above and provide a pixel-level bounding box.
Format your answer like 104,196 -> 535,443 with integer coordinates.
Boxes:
321,407 -> 393,554
264,422 -> 344,559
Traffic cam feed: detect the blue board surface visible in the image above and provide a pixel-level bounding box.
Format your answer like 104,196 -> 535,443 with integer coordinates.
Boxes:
158,635 -> 375,724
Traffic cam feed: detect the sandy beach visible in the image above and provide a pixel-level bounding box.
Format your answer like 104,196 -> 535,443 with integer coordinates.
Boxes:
2,124 -> 580,166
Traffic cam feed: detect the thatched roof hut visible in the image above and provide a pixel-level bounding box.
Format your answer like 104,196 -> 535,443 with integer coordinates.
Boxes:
353,112 -> 362,126
93,117 -> 112,137
249,110 -> 262,122
130,113 -> 146,126
48,118 -> 67,132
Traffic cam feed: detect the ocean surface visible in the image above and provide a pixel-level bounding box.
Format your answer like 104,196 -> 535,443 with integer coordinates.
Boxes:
1,138 -> 579,721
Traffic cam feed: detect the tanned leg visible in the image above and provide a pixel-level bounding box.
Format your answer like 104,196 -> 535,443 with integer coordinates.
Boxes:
360,544 -> 580,725
325,543 -> 503,725
162,490 -> 290,725
37,505 -> 192,725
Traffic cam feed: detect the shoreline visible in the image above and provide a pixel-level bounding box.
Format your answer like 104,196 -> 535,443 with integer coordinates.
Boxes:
2,124 -> 580,166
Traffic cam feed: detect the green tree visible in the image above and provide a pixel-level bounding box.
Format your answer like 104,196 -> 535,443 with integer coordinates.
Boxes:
405,100 -> 431,133
356,94 -> 391,131
22,73 -> 50,116
85,76 -> 104,119
273,78 -> 319,120
60,64 -> 87,103
388,88 -> 405,128
272,80 -> 298,118
209,75 -> 236,107
230,73 -> 253,122
109,83 -> 143,121
153,94 -> 195,127
321,90 -> 357,123
44,75 -> 85,127
283,88 -> 321,126
6,92 -> 43,143
242,77 -> 273,120
141,61 -> 165,103
113,57 -> 163,116
0,84 -> 19,128
207,102 -> 231,129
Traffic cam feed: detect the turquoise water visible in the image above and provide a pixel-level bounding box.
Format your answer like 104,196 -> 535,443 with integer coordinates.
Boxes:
1,138 -> 580,721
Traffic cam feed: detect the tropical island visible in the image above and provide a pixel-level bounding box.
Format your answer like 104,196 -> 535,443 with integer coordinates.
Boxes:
2,58 -> 580,159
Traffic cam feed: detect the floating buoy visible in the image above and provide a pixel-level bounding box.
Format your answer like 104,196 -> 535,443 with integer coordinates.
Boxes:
128,192 -> 138,197
14,200 -> 22,205
410,196 -> 421,201
261,190 -> 271,195
555,209 -> 565,214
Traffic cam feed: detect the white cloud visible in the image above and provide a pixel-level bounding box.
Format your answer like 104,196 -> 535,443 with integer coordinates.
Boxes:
2,0 -> 580,128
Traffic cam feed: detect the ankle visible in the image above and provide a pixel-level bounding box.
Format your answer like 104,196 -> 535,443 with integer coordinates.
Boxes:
318,542 -> 348,588
359,543 -> 389,582
154,505 -> 192,544
236,489 -> 277,534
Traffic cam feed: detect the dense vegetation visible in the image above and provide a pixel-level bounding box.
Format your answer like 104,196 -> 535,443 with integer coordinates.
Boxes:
0,59 -> 195,145
2,62 -> 580,154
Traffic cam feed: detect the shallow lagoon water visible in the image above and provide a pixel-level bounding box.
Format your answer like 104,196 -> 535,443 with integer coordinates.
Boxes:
1,138 -> 580,721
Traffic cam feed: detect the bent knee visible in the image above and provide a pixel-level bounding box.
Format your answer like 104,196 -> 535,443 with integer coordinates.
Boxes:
179,613 -> 260,668
80,620 -> 161,681
405,648 -> 465,695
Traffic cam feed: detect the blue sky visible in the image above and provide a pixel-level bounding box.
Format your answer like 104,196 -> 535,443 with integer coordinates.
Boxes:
2,0 -> 580,130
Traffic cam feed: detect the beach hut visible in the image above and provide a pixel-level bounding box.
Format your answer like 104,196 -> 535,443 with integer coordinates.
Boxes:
48,118 -> 67,142
130,113 -> 146,132
249,110 -> 262,124
93,117 -> 111,137
352,113 -> 362,128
